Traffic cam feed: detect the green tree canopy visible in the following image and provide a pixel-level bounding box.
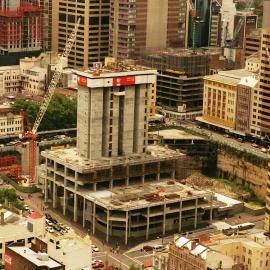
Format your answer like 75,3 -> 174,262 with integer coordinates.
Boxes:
12,95 -> 77,131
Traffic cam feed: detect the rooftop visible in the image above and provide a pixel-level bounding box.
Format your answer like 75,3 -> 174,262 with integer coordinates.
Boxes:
77,61 -> 157,79
41,145 -> 184,173
209,232 -> 270,249
81,180 -> 213,210
148,129 -> 204,141
7,246 -> 62,268
0,65 -> 19,71
205,69 -> 255,85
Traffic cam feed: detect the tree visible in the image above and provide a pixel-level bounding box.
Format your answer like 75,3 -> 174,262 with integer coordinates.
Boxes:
129,265 -> 140,270
12,95 -> 77,131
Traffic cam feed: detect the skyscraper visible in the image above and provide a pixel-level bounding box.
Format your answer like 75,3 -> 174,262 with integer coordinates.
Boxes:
261,0 -> 270,231
109,0 -> 184,61
52,0 -> 110,68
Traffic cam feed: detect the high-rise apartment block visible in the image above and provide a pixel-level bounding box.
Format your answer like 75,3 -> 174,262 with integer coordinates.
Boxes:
109,0 -> 184,61
244,29 -> 261,59
52,0 -> 110,68
0,0 -> 43,65
39,0 -> 52,51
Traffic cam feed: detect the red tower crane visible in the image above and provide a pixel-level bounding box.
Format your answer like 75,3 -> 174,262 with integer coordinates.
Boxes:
21,18 -> 81,184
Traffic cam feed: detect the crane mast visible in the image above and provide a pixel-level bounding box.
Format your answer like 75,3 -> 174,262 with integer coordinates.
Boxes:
26,17 -> 81,183
31,17 -> 81,135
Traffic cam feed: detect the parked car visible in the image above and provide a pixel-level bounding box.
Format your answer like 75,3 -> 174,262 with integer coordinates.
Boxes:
261,147 -> 268,153
251,143 -> 259,148
142,245 -> 153,252
17,195 -> 24,201
91,245 -> 100,252
237,138 -> 243,143
92,260 -> 104,269
153,244 -> 164,251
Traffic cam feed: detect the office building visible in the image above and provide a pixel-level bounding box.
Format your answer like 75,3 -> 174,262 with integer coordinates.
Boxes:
262,0 -> 270,232
39,0 -> 52,51
109,0 -> 184,61
52,0 -> 110,68
0,66 -> 21,95
244,29 -> 261,59
0,0 -> 43,66
210,232 -> 270,270
141,48 -> 217,120
198,69 -> 259,136
233,12 -> 257,49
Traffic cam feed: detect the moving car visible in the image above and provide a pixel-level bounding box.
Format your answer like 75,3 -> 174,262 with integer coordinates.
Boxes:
142,245 -> 153,252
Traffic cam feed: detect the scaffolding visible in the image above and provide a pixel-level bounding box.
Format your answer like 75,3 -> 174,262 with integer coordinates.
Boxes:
0,0 -> 42,53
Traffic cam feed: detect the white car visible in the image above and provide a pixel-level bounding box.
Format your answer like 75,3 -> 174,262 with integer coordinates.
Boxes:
47,227 -> 54,233
91,245 -> 100,252
261,147 -> 268,153
153,244 -> 164,251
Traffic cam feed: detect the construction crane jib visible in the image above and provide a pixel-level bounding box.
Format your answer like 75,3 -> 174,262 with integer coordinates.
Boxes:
31,17 -> 81,135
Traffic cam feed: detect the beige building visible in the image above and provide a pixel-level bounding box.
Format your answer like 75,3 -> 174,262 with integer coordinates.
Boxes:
52,0 -> 110,69
199,69 -> 259,136
0,210 -> 45,265
245,55 -> 260,72
210,232 -> 270,270
0,104 -> 23,136
0,66 -> 21,96
165,236 -> 238,270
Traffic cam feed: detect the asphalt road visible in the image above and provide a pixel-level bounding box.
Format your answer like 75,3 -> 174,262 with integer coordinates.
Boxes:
178,122 -> 268,159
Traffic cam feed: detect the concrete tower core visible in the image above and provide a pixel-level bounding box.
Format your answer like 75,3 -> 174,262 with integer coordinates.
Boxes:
76,62 -> 157,160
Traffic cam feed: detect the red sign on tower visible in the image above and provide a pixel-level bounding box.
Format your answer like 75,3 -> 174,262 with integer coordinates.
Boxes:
77,76 -> 88,86
113,76 -> 135,86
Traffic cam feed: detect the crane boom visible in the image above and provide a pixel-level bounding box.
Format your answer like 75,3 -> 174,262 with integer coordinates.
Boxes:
31,17 -> 81,135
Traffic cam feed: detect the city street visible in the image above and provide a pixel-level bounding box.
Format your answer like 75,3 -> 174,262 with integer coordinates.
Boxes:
176,120 -> 269,159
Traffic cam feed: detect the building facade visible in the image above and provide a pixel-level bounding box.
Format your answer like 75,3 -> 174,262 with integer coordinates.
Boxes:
244,29 -> 261,59
210,233 -> 270,270
167,236 -> 238,270
109,0 -> 184,61
4,246 -> 64,270
141,49 -> 214,120
0,105 -> 23,136
0,0 -> 43,66
0,66 -> 21,95
200,69 -> 258,136
52,0 -> 110,68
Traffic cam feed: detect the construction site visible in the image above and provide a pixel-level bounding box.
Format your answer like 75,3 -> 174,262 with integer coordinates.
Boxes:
0,0 -> 42,65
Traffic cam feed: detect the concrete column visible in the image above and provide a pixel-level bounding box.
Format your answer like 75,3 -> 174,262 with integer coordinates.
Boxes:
163,203 -> 166,236
126,166 -> 129,186
146,207 -> 150,240
128,216 -> 131,237
92,202 -> 96,234
179,200 -> 182,233
44,177 -> 48,203
106,209 -> 110,243
93,183 -> 97,191
44,158 -> 48,202
142,164 -> 145,184
73,193 -> 78,222
110,180 -> 113,189
83,197 -> 86,228
125,211 -> 129,245
52,182 -> 56,208
171,160 -> 176,179
194,198 -> 198,229
210,193 -> 213,222
63,188 -> 67,216
157,162 -> 160,181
